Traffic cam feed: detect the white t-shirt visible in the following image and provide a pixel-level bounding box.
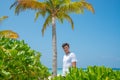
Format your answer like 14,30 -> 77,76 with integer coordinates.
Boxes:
62,52 -> 77,76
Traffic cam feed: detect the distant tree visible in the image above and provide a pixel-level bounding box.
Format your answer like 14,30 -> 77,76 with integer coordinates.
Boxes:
0,30 -> 19,39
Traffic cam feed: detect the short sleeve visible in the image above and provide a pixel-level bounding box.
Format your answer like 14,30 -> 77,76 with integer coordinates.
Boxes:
71,53 -> 77,62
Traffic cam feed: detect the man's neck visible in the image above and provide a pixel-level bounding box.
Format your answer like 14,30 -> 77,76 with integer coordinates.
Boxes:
65,52 -> 70,55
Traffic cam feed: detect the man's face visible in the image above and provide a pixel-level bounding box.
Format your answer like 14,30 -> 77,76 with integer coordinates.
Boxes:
63,45 -> 69,54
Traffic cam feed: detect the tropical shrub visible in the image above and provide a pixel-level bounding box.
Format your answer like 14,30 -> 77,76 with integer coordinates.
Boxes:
52,66 -> 120,80
0,37 -> 50,80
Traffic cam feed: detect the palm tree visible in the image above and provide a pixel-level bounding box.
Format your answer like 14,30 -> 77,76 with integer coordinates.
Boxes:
0,16 -> 19,39
11,0 -> 94,76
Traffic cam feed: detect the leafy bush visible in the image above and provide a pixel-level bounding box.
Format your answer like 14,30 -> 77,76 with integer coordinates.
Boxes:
0,37 -> 50,80
52,66 -> 120,80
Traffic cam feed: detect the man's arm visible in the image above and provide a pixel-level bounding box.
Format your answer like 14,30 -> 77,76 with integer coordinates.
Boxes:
72,62 -> 76,67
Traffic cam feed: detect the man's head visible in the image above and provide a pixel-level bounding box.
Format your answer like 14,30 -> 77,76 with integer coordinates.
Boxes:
62,43 -> 70,54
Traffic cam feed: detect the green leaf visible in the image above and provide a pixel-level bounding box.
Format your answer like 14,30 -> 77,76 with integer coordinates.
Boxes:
0,37 -> 50,79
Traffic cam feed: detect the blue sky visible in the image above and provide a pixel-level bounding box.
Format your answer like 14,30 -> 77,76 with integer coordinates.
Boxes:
0,0 -> 120,68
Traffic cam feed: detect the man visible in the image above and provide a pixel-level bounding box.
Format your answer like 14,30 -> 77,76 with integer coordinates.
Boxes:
62,43 -> 77,76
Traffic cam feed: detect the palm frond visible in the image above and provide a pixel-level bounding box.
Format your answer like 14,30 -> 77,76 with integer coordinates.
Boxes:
64,0 -> 71,4
15,4 -> 25,15
81,1 -> 94,13
56,12 -> 63,24
19,0 -> 46,9
0,16 -> 8,23
47,0 -> 54,9
35,10 -> 46,21
11,0 -> 47,15
59,1 -> 94,14
63,14 -> 74,30
42,15 -> 52,36
57,13 -> 74,30
10,1 -> 18,9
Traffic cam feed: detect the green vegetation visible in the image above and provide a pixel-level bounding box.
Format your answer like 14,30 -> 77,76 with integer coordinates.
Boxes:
52,66 -> 120,80
0,37 -> 50,80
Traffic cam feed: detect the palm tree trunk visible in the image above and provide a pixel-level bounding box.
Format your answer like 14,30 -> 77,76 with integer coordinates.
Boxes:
52,16 -> 57,77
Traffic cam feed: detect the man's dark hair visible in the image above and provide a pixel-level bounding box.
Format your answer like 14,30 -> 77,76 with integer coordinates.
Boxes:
62,43 -> 69,48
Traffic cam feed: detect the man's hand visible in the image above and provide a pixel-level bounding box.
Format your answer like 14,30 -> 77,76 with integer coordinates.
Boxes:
72,62 -> 76,67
